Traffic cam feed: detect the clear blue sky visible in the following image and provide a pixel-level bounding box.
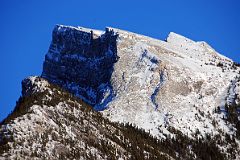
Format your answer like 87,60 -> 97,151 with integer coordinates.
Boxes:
0,0 -> 239,121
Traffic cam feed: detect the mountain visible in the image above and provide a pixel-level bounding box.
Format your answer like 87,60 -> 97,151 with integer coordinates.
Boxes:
1,24 -> 240,159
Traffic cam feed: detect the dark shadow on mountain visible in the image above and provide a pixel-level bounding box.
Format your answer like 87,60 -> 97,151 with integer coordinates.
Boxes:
42,25 -> 119,110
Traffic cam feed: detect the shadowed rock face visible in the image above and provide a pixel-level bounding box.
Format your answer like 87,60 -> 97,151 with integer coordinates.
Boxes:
42,25 -> 118,106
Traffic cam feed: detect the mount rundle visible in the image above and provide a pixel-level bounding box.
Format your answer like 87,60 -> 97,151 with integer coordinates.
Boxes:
1,25 -> 240,159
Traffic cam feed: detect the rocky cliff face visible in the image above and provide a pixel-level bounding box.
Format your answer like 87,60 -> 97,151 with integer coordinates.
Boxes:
42,25 -> 118,107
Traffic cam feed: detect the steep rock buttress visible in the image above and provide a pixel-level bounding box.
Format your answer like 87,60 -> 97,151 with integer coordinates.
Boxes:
42,25 -> 118,108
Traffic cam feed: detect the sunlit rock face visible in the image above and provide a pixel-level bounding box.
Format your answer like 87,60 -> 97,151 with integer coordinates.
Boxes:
42,25 -> 118,107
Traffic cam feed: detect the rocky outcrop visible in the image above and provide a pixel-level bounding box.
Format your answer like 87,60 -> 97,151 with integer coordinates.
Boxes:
42,25 -> 118,107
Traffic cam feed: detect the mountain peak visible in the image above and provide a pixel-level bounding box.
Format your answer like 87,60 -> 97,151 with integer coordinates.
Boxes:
167,32 -> 195,44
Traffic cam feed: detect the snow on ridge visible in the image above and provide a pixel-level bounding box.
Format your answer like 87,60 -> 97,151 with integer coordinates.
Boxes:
167,32 -> 196,44
55,24 -> 104,36
54,24 -> 233,63
166,32 -> 213,56
106,26 -> 233,64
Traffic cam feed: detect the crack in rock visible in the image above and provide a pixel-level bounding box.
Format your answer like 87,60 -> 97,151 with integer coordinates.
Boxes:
151,70 -> 167,110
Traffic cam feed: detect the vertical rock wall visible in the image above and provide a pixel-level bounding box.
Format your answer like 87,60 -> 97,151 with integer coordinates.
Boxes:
42,25 -> 118,107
